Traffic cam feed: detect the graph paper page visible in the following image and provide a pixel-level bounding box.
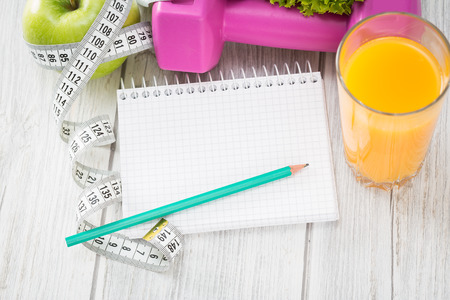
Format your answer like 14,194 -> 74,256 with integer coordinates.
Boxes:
117,72 -> 338,237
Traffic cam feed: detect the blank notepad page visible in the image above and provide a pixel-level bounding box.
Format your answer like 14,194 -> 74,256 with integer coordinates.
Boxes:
118,72 -> 338,237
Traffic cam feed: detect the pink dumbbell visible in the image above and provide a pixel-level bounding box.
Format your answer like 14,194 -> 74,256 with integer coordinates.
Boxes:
152,0 -> 421,73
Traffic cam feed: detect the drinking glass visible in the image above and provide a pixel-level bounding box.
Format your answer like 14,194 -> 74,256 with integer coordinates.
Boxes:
336,12 -> 450,190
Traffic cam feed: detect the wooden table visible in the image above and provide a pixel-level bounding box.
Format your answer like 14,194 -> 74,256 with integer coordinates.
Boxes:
1,1 -> 448,299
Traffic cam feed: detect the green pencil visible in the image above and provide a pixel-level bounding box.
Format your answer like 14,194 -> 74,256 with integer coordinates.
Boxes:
65,164 -> 308,247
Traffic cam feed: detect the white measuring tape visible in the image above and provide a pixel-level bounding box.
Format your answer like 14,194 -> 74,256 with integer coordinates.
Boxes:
25,0 -> 183,271
26,22 -> 153,72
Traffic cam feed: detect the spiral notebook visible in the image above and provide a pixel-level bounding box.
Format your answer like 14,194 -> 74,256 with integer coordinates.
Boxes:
117,64 -> 338,237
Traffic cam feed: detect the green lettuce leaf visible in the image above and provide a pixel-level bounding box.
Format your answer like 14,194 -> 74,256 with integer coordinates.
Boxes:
270,0 -> 365,16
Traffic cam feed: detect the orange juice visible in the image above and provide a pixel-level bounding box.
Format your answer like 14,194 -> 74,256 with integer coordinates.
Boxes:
344,37 -> 442,113
339,37 -> 443,184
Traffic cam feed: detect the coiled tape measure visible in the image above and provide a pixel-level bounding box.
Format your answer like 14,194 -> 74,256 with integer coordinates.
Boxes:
25,0 -> 182,272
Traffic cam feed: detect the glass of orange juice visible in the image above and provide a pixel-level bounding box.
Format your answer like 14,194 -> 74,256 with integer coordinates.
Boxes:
336,12 -> 450,190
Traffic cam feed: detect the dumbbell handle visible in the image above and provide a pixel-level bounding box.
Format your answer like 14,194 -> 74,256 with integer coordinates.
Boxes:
224,0 -> 347,52
349,0 -> 421,28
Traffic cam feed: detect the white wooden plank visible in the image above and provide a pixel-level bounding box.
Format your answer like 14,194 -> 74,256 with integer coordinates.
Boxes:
306,52 -> 392,299
0,1 -> 120,299
391,1 -> 450,299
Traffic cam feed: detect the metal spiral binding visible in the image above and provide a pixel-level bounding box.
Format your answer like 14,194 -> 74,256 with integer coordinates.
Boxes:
208,72 -> 217,92
119,61 -> 317,98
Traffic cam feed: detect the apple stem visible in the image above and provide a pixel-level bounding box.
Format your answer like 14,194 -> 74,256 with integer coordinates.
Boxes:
69,0 -> 79,10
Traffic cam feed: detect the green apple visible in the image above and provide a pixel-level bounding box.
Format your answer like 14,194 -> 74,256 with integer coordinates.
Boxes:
22,0 -> 140,79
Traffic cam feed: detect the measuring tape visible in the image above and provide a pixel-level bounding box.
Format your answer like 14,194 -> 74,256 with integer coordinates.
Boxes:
25,0 -> 183,271
26,22 -> 153,72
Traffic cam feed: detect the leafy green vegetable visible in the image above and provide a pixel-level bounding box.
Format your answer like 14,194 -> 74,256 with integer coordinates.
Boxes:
270,0 -> 365,16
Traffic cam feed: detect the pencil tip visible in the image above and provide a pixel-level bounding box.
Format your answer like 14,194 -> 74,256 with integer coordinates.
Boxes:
290,164 -> 309,175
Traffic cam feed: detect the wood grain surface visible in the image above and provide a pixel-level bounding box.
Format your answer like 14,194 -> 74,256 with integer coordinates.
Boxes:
0,1 -> 448,299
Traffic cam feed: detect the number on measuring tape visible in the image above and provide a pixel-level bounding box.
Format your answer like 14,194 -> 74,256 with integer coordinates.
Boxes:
142,219 -> 184,260
68,116 -> 115,162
